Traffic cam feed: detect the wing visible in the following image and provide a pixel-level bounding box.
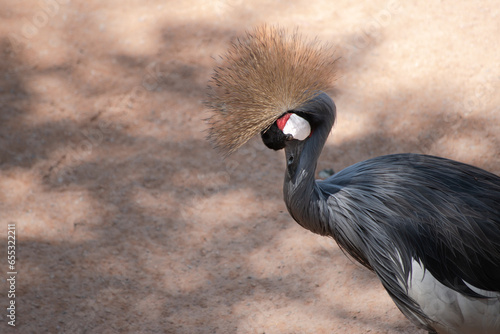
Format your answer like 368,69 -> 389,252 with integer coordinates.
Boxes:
318,153 -> 500,329
322,153 -> 500,294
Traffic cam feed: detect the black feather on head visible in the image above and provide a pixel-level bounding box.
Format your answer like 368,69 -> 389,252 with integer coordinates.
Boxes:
261,122 -> 289,150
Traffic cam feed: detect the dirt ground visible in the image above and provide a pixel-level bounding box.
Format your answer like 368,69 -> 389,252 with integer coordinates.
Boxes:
0,1 -> 499,333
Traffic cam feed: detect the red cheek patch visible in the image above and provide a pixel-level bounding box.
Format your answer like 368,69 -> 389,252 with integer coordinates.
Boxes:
276,113 -> 292,130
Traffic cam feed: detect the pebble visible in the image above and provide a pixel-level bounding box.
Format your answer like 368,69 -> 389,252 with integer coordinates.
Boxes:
318,168 -> 335,179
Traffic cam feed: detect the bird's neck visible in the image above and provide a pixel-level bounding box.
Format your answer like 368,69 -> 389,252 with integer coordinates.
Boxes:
283,157 -> 327,235
283,105 -> 334,236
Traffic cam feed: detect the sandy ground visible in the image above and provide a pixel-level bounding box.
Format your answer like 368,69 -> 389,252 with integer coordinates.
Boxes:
0,0 -> 499,333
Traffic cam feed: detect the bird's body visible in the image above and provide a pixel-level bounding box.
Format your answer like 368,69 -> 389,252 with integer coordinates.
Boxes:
280,93 -> 500,333
206,26 -> 500,333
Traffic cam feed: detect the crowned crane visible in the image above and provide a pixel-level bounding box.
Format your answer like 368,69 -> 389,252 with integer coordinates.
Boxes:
206,26 -> 500,334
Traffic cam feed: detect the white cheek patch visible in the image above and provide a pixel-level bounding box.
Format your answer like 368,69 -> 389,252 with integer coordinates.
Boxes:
283,114 -> 311,140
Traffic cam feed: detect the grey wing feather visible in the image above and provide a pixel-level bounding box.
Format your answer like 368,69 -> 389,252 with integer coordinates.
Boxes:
317,153 -> 500,330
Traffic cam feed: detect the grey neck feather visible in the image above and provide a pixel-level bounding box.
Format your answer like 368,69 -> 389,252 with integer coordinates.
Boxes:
283,92 -> 336,236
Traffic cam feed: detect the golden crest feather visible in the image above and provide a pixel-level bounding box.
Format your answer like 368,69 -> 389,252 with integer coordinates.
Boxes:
206,25 -> 337,154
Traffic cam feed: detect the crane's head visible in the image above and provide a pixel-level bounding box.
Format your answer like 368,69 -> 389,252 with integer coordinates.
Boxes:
206,25 -> 337,155
261,112 -> 311,150
260,92 -> 336,152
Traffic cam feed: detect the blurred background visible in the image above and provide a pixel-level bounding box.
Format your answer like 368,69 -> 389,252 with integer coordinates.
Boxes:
0,0 -> 499,333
